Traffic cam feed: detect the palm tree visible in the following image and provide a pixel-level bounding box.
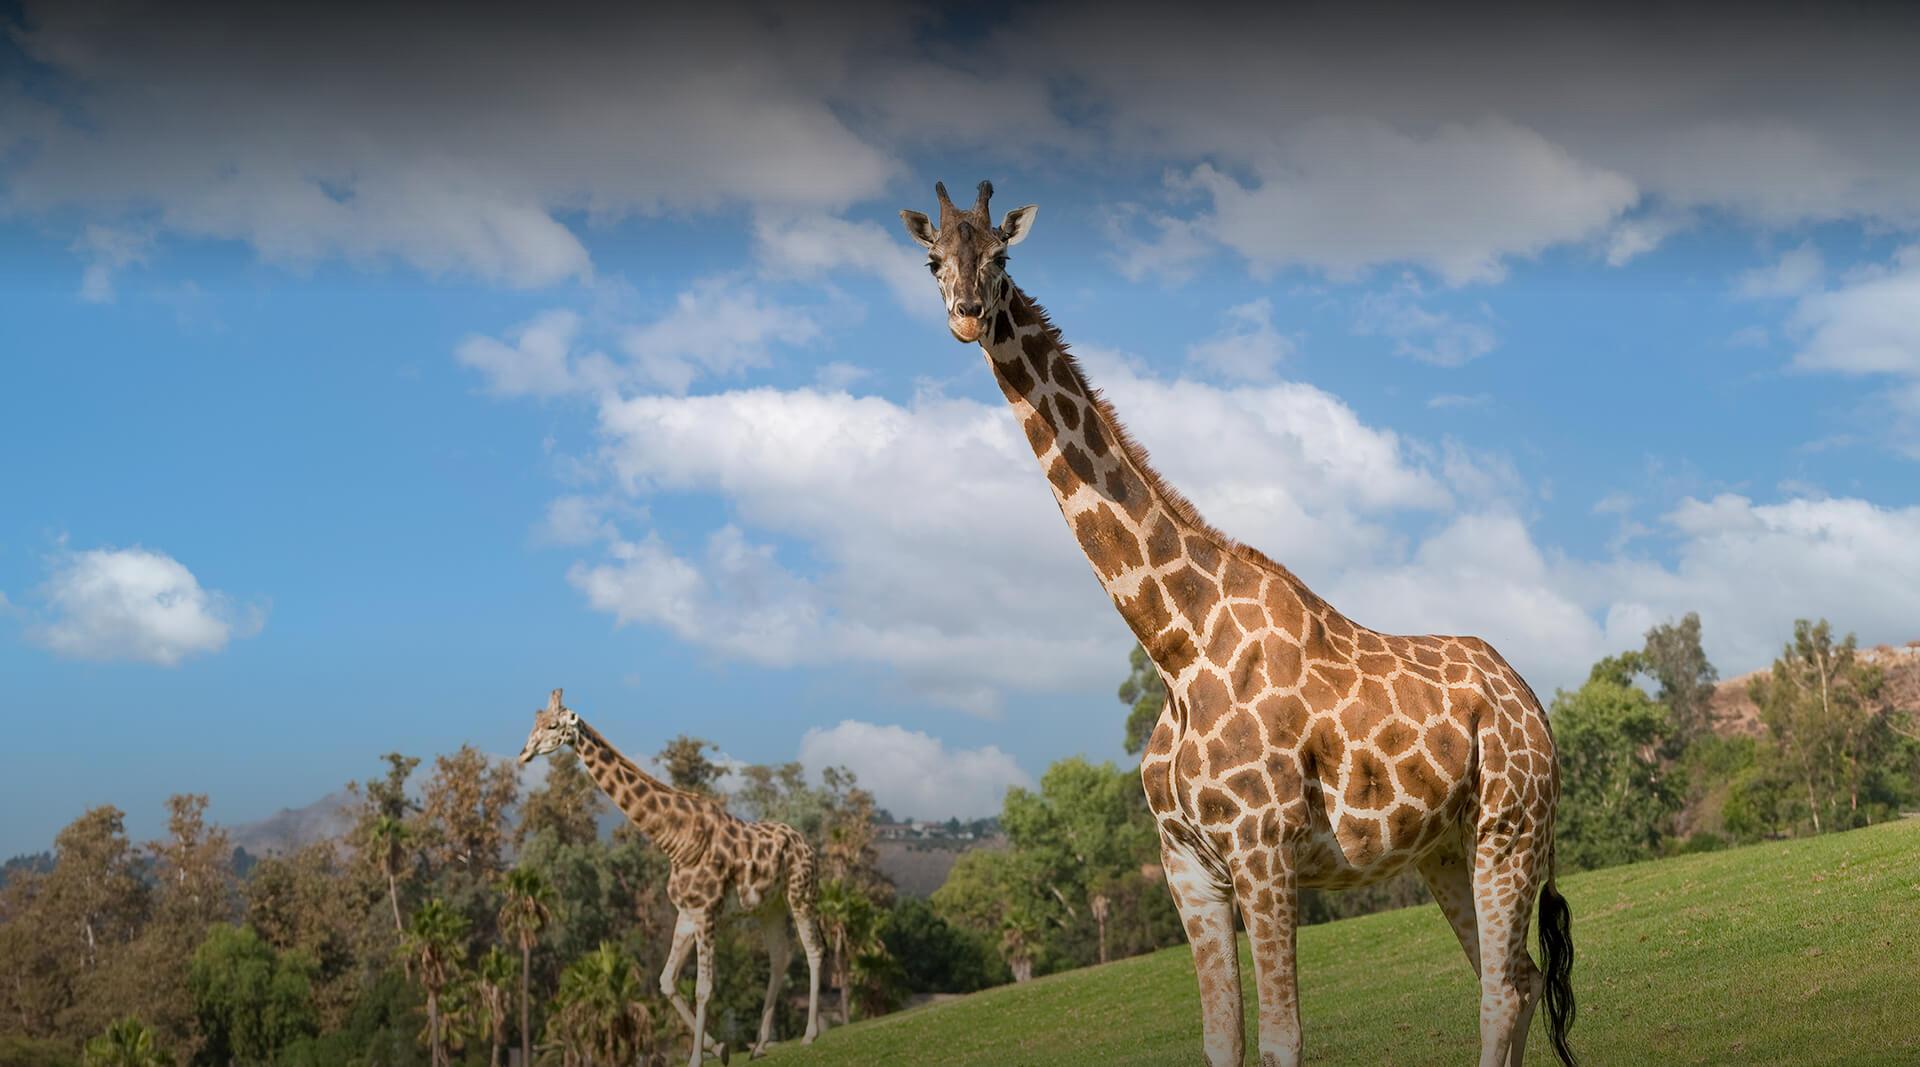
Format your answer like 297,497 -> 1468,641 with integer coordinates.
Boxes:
549,943 -> 654,1067
82,1018 -> 174,1067
1000,910 -> 1040,984
406,898 -> 471,1067
477,946 -> 517,1067
499,865 -> 555,1067
369,814 -> 412,934
818,879 -> 888,1023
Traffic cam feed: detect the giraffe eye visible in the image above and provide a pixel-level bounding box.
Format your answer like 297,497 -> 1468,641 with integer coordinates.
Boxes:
993,254 -> 1008,269
926,259 -> 940,275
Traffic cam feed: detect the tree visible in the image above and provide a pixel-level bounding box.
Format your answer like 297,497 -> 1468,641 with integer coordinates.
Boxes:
998,910 -> 1041,984
404,900 -> 470,1067
881,897 -> 1006,994
816,879 -> 883,1023
1750,619 -> 1895,833
417,745 -> 520,884
475,947 -> 515,1067
188,924 -> 319,1065
242,843 -> 363,1028
548,943 -> 654,1067
1117,643 -> 1168,756
1550,659 -> 1683,870
135,795 -> 239,1056
516,749 -> 604,848
1642,613 -> 1720,755
657,735 -> 722,795
350,754 -> 420,939
497,865 -> 554,1067
367,817 -> 413,937
82,1018 -> 173,1067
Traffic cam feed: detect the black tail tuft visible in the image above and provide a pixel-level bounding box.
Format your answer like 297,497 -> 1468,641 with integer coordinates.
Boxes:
1538,877 -> 1577,1066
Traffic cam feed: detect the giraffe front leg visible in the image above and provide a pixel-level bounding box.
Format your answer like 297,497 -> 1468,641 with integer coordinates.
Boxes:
687,910 -> 726,1067
792,905 -> 825,1043
661,910 -> 727,1061
1417,837 -> 1482,979
1236,855 -> 1303,1067
1162,831 -> 1244,1067
752,910 -> 792,1058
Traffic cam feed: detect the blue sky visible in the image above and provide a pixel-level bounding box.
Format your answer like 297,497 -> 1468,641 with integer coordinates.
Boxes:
5,3 -> 1920,855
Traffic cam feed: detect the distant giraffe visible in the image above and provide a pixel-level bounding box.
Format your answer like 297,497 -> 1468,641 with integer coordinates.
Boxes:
900,181 -> 1576,1067
518,689 -> 823,1066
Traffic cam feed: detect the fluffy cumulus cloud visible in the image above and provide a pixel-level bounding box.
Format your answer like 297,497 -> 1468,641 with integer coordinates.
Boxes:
550,354 -> 1477,711
1353,286 -> 1500,367
797,721 -> 1031,820
30,545 -> 261,665
1777,245 -> 1920,450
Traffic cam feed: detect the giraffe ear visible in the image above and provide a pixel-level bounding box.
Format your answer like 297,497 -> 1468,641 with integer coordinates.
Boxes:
900,210 -> 937,249
998,204 -> 1038,246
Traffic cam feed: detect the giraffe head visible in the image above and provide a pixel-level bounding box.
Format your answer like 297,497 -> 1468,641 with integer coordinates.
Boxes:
517,687 -> 581,765
900,180 -> 1037,343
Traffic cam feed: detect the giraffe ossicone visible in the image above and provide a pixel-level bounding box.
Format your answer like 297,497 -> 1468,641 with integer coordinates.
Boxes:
901,183 -> 1578,1067
519,688 -> 825,1067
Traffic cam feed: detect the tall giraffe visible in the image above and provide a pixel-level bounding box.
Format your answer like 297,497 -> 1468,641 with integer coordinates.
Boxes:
517,689 -> 824,1066
901,182 -> 1575,1067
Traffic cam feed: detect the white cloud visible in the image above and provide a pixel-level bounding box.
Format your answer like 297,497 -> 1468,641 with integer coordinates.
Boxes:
752,214 -> 931,315
1790,247 -> 1920,377
72,224 -> 152,303
797,721 -> 1031,820
1354,286 -> 1499,367
457,309 -> 602,398
1737,242 -> 1825,299
1184,299 -> 1297,381
1176,118 -> 1638,286
30,545 -> 261,665
621,278 -> 824,394
5,4 -> 901,286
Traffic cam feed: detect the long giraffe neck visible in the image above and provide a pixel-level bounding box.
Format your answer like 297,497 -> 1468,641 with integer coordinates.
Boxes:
980,286 -> 1320,680
569,720 -> 711,861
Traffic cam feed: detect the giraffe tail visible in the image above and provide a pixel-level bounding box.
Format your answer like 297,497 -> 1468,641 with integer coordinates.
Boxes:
1538,836 -> 1577,1067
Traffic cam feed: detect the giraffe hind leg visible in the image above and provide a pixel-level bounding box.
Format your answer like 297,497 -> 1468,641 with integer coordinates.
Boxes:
1417,837 -> 1482,978
1471,834 -> 1545,1067
661,910 -> 727,1060
752,908 -> 792,1058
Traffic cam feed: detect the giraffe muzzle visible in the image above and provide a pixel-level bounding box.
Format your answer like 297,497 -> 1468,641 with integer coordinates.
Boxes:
950,314 -> 984,343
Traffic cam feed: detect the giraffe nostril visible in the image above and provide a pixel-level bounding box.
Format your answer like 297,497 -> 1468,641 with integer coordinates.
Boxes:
954,301 -> 983,318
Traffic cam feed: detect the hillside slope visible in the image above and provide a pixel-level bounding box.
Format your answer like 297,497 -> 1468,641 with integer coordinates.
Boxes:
770,819 -> 1920,1066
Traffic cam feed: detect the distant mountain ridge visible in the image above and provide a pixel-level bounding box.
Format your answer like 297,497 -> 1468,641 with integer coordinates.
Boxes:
1707,640 -> 1920,735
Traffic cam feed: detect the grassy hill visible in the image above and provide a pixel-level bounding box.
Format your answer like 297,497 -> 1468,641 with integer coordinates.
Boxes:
770,818 -> 1920,1066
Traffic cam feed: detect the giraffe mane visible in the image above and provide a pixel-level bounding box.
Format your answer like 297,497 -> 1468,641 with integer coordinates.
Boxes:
1012,285 -> 1331,611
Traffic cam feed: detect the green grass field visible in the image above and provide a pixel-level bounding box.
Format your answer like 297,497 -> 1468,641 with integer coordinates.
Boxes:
769,819 -> 1920,1066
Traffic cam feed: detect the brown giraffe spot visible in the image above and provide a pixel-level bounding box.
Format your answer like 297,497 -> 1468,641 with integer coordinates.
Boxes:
1394,751 -> 1448,807
1339,687 -> 1389,739
1019,329 -> 1052,367
991,310 -> 1013,345
1260,632 -> 1304,689
1061,441 -> 1099,486
1184,535 -> 1222,575
1374,718 -> 1417,757
1391,673 -> 1443,721
1022,403 -> 1055,455
1386,804 -> 1426,849
1268,588 -> 1309,640
1186,669 -> 1232,734
1164,564 -> 1220,628
1303,715 -> 1342,772
1106,464 -> 1151,521
1335,814 -> 1386,865
1324,613 -> 1355,642
1144,513 -> 1181,566
1220,556 -> 1262,599
1356,630 -> 1386,654
1315,662 -> 1359,695
1084,414 -> 1109,456
1224,769 -> 1272,808
1218,708 -> 1258,753
1058,397 -> 1080,430
1443,661 -> 1471,685
1228,640 -> 1267,702
1343,749 -> 1394,810
1051,353 -> 1082,394
1259,808 -> 1284,848
1356,652 -> 1398,677
1299,670 -> 1342,714
1202,612 -> 1243,668
1230,602 -> 1267,632
1115,578 -> 1172,642
1256,692 -> 1310,748
1009,294 -> 1037,327
1072,504 -> 1143,579
1415,644 -> 1446,669
1425,719 -> 1470,775
1046,455 -> 1079,496
1150,628 -> 1200,676
1195,786 -> 1239,826
1241,849 -> 1270,884
994,354 -> 1034,402
1141,757 -> 1175,812
1235,815 -> 1260,851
